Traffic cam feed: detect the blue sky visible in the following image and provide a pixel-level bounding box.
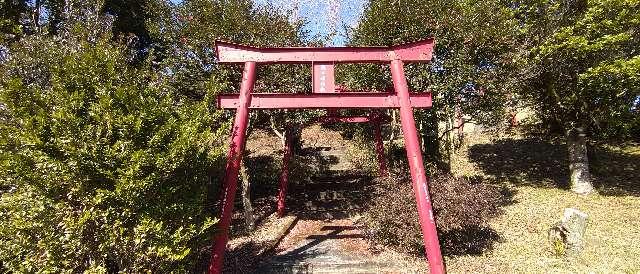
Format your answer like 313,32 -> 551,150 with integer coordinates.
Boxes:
253,0 -> 367,46
169,0 -> 366,45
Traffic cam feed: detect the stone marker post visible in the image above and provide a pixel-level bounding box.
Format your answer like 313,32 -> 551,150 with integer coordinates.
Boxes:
549,208 -> 589,256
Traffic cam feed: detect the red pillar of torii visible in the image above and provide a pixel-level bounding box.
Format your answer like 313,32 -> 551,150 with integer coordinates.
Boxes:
209,39 -> 445,274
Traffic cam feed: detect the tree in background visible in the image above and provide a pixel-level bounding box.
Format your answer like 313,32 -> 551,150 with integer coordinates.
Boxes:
0,2 -> 222,271
103,0 -> 153,47
154,0 -> 313,233
152,0 -> 307,98
0,0 -> 28,42
0,0 -> 76,38
516,0 -> 640,194
346,0 -> 519,167
0,0 -> 306,272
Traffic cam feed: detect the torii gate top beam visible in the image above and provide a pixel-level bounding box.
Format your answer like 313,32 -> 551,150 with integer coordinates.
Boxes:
214,38 -> 435,64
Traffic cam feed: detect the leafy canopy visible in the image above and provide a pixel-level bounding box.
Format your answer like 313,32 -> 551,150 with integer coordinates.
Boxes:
517,0 -> 640,138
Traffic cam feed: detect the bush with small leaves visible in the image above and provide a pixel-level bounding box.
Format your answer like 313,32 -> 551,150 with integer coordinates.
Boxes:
0,35 -> 225,272
364,172 -> 506,255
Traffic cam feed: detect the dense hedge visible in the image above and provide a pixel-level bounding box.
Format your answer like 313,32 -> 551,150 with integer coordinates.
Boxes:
0,35 -> 225,272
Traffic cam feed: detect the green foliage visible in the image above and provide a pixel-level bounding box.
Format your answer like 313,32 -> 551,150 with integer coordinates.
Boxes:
349,0 -> 518,121
0,0 -> 27,42
0,21 -> 227,274
149,0 -> 312,130
517,0 -> 640,139
150,0 -> 306,94
103,0 -> 153,45
0,0 -> 312,272
345,0 -> 520,166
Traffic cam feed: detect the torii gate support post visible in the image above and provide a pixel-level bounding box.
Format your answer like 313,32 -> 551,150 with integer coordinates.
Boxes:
390,59 -> 445,274
209,61 -> 257,274
276,126 -> 293,217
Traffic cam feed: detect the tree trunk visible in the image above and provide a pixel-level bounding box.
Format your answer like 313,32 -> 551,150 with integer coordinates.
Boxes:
290,124 -> 303,154
33,0 -> 42,29
389,109 -> 397,142
240,160 -> 255,230
270,116 -> 285,146
566,127 -> 595,195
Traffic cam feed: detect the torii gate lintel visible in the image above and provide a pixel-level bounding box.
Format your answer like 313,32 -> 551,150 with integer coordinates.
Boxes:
209,39 -> 445,274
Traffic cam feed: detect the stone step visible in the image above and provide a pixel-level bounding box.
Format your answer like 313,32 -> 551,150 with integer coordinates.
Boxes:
309,173 -> 369,182
293,190 -> 371,203
255,261 -> 401,274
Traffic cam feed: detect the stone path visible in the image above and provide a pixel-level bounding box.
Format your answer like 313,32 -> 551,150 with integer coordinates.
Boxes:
254,219 -> 401,273
248,133 -> 427,274
221,125 -> 427,273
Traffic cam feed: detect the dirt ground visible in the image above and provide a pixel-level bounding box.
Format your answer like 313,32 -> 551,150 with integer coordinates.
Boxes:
224,125 -> 640,273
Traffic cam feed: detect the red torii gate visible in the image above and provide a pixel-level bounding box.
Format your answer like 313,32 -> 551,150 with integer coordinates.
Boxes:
210,39 -> 445,274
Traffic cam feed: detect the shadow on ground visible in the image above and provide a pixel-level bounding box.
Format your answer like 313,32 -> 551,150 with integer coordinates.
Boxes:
287,172 -> 375,220
468,138 -> 640,196
273,225 -> 364,260
468,138 -> 570,189
439,226 -> 502,256
251,224 -> 377,274
590,145 -> 640,196
219,135 -> 543,273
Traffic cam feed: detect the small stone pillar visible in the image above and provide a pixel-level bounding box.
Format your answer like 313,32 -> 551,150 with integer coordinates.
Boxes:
548,208 -> 589,256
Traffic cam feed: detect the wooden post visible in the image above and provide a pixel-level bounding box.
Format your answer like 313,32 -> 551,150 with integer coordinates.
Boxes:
391,59 -> 445,274
209,62 -> 257,274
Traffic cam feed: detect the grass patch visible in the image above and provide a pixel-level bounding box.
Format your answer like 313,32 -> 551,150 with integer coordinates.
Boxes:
446,186 -> 640,273
444,134 -> 640,273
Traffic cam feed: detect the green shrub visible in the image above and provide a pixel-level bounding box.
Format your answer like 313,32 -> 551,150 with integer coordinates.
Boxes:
364,172 -> 506,255
0,36 -> 225,272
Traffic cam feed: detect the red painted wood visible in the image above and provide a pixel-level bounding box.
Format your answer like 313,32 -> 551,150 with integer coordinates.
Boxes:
391,60 -> 445,274
209,62 -> 257,274
313,62 -> 335,93
215,39 -> 434,64
276,126 -> 293,217
372,113 -> 388,177
217,92 -> 432,109
210,38 -> 446,274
